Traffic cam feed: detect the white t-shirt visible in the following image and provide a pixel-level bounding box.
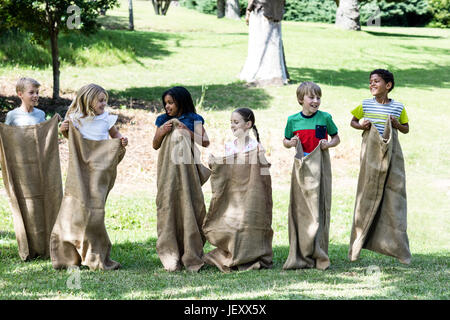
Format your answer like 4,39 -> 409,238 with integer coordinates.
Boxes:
224,138 -> 259,156
5,107 -> 46,126
69,111 -> 117,141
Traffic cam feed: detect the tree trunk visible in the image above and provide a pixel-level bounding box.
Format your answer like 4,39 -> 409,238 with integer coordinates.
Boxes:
225,0 -> 240,20
49,30 -> 60,100
129,0 -> 134,30
152,0 -> 161,15
161,1 -> 171,15
217,0 -> 225,18
335,0 -> 361,31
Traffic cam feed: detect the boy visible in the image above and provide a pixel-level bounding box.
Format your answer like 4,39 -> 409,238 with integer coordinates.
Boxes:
282,81 -> 340,271
5,78 -> 46,126
348,69 -> 411,264
283,81 -> 340,155
350,69 -> 409,135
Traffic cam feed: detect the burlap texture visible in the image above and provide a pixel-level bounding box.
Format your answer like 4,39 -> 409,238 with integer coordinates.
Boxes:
0,115 -> 63,261
283,144 -> 331,270
50,123 -> 125,270
156,119 -> 210,272
349,118 -> 411,264
202,149 -> 273,272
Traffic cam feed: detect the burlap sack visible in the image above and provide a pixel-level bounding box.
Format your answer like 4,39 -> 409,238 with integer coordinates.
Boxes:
202,149 -> 273,272
0,115 -> 63,261
50,123 -> 125,270
349,118 -> 411,264
283,144 -> 332,270
156,119 -> 210,272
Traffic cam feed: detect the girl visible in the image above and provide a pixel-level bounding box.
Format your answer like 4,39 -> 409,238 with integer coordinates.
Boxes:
225,107 -> 262,156
153,86 -> 209,150
60,83 -> 128,147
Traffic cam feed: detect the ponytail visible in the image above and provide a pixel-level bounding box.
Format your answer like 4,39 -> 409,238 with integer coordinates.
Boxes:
252,125 -> 260,143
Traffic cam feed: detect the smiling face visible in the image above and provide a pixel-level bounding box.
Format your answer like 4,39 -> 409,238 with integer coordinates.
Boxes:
369,73 -> 392,98
18,84 -> 39,109
93,92 -> 108,115
299,93 -> 321,116
230,112 -> 252,138
164,94 -> 181,117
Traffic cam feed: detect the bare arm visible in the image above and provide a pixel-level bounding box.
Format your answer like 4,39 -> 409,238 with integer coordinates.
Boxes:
283,136 -> 299,149
320,134 -> 340,150
390,116 -> 409,134
109,126 -> 128,147
350,116 -> 371,131
153,122 -> 173,150
60,119 -> 69,139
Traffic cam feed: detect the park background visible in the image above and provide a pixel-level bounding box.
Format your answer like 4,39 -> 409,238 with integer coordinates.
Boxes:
0,0 -> 449,299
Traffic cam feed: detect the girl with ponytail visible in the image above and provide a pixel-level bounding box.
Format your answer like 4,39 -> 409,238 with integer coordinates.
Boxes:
225,107 -> 263,156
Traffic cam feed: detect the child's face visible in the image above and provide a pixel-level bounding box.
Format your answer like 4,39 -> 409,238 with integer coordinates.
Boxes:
18,85 -> 39,108
93,92 -> 107,115
299,92 -> 321,115
370,74 -> 392,97
230,112 -> 251,138
164,94 -> 180,117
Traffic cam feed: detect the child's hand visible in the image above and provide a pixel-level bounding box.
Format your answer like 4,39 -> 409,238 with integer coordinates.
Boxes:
361,120 -> 371,130
120,136 -> 128,147
60,119 -> 69,132
290,136 -> 299,148
320,139 -> 329,150
390,116 -> 400,129
161,122 -> 173,135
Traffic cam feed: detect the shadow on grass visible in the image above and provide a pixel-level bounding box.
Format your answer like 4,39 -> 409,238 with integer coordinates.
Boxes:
109,83 -> 273,112
0,29 -> 178,69
288,64 -> 450,89
1,238 -> 448,299
364,30 -> 443,39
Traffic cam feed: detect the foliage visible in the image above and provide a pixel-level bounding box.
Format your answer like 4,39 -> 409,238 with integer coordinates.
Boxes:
179,0 -> 247,16
427,0 -> 450,28
284,0 -> 338,23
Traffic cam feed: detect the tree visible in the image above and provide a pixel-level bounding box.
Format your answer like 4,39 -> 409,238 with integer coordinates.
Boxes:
334,0 -> 405,31
0,0 -> 118,100
239,0 -> 289,86
217,0 -> 225,18
129,0 -> 134,31
152,0 -> 171,15
225,0 -> 240,20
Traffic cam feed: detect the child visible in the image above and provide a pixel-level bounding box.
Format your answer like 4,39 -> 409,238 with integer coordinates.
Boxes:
60,83 -> 128,146
152,86 -> 210,272
283,81 -> 340,155
282,81 -> 340,271
50,83 -> 127,270
225,107 -> 262,156
348,69 -> 411,264
5,78 -> 46,126
350,69 -> 409,135
153,86 -> 209,150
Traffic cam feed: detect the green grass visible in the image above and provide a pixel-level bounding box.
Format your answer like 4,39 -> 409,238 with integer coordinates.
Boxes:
0,0 -> 449,299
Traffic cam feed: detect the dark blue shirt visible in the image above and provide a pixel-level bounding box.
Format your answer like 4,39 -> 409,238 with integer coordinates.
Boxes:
155,112 -> 205,132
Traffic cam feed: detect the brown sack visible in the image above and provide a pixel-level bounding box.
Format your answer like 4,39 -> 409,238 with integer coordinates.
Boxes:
0,115 -> 63,261
202,149 -> 273,272
283,144 -> 331,270
348,118 -> 411,264
50,123 -> 125,270
156,119 -> 210,272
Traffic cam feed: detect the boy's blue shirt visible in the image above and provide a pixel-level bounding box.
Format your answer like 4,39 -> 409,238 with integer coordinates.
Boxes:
155,112 -> 205,132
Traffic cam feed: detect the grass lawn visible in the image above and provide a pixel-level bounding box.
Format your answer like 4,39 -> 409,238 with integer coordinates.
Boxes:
0,0 -> 449,300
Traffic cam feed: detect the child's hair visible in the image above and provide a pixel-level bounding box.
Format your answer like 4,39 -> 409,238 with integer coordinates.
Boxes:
233,107 -> 260,143
16,77 -> 40,94
370,69 -> 395,92
65,84 -> 108,123
161,86 -> 197,116
296,81 -> 322,104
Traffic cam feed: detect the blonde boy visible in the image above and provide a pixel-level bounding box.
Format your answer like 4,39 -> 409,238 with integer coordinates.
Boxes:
5,78 -> 46,126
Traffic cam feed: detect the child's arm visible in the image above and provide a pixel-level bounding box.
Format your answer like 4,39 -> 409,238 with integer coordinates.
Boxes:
60,119 -> 70,139
320,134 -> 340,150
283,136 -> 299,149
109,126 -> 128,147
390,116 -> 409,134
350,116 -> 371,130
178,122 -> 210,148
152,122 -> 173,150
